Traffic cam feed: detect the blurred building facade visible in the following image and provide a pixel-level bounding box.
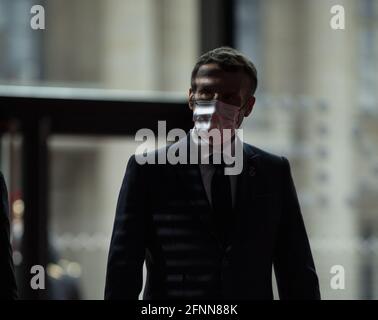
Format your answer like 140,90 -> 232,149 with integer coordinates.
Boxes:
1,0 -> 378,299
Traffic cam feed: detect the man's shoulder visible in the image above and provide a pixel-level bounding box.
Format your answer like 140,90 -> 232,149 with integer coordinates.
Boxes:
127,144 -> 170,168
243,142 -> 286,167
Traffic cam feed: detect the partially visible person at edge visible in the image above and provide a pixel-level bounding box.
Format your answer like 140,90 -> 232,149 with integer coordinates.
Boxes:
0,171 -> 18,299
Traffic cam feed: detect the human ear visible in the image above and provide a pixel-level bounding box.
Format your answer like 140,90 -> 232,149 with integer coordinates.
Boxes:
188,88 -> 195,110
243,96 -> 255,117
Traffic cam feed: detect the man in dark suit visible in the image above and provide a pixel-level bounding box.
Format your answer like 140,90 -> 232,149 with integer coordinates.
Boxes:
105,47 -> 320,300
0,171 -> 18,299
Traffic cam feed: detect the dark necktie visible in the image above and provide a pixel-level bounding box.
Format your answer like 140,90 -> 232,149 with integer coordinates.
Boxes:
211,161 -> 232,247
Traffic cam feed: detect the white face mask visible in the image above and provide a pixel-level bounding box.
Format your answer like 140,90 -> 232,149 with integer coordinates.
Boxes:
192,100 -> 243,145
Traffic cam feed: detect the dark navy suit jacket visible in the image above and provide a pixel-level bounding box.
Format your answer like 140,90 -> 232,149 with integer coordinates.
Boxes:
105,133 -> 320,300
0,172 -> 18,299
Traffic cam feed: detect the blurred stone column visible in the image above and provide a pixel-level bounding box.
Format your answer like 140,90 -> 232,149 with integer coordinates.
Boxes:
257,0 -> 316,299
101,0 -> 198,92
258,0 -> 360,299
0,0 -> 43,81
303,0 -> 359,299
44,0 -> 103,83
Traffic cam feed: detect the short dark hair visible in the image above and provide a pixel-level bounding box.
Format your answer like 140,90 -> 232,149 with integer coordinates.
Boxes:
191,46 -> 258,95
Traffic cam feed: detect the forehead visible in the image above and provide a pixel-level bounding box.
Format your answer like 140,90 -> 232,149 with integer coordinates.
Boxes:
194,63 -> 246,91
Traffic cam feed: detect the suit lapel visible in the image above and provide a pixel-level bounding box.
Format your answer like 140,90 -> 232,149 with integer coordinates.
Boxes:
227,144 -> 261,247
